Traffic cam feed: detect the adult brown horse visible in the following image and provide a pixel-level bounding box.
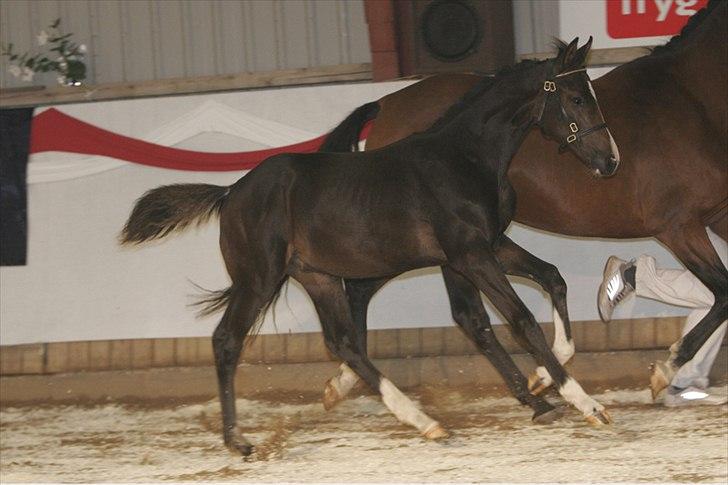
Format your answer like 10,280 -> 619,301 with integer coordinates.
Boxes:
320,0 -> 727,406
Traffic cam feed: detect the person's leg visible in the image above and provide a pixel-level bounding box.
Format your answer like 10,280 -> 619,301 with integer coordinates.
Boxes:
634,255 -> 714,308
632,255 -> 727,402
670,310 -> 726,390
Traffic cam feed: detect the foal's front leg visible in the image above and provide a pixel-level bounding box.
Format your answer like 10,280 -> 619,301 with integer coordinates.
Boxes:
440,266 -> 562,424
448,247 -> 611,425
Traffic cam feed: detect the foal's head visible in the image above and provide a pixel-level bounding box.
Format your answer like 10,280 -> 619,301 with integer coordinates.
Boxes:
534,38 -> 620,177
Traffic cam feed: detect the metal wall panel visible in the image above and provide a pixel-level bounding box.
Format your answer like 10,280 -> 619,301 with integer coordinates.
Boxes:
0,0 -> 371,89
512,0 -> 560,56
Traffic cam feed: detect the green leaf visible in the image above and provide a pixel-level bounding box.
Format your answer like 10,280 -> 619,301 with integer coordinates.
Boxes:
51,18 -> 60,28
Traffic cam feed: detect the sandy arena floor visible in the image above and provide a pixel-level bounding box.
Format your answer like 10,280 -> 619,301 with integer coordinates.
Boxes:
1,385 -> 726,483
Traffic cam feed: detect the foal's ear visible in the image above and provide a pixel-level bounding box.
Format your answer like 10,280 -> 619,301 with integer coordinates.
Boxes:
556,37 -> 580,71
570,36 -> 593,69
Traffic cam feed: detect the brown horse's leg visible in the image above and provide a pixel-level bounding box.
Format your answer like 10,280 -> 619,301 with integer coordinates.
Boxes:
440,266 -> 563,424
708,213 -> 727,243
492,236 -> 575,394
448,247 -> 611,425
653,224 -> 728,397
323,277 -> 389,410
293,268 -> 448,439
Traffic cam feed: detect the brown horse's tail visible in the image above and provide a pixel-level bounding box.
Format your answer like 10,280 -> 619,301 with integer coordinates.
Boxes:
318,101 -> 380,152
120,183 -> 229,245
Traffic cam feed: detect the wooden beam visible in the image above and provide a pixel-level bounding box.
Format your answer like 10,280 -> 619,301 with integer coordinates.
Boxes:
0,63 -> 373,109
520,45 -> 655,67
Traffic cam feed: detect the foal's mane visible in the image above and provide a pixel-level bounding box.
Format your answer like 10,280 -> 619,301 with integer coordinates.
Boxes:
651,0 -> 721,55
425,57 -> 548,133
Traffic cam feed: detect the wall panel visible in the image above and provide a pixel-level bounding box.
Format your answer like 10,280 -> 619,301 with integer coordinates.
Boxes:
121,1 -> 156,82
154,1 -> 187,79
93,0 -> 125,84
217,1 -> 248,75
1,0 -> 371,89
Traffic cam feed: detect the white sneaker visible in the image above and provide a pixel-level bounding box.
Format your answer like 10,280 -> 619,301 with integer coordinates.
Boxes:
663,386 -> 728,407
597,256 -> 635,323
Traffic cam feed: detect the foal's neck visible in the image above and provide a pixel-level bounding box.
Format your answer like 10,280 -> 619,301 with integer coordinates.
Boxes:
443,82 -> 540,176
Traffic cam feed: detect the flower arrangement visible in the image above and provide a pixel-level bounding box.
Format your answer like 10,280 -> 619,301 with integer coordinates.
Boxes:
2,18 -> 87,86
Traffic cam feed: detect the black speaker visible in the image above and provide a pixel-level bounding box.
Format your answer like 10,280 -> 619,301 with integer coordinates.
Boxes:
395,0 -> 515,76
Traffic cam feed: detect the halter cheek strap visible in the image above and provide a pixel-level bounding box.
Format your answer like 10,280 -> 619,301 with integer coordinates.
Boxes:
535,68 -> 608,153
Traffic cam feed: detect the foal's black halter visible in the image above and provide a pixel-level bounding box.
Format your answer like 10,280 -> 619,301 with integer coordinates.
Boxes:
535,68 -> 608,153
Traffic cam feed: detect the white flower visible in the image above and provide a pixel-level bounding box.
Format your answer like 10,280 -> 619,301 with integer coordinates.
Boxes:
37,30 -> 49,46
8,64 -> 21,77
21,66 -> 34,81
57,76 -> 66,85
78,44 -> 87,54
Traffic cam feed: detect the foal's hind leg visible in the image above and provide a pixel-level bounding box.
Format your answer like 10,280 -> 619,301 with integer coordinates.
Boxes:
292,267 -> 448,439
324,278 -> 388,410
441,266 -> 562,424
493,236 -> 575,394
448,247 -> 611,425
213,273 -> 285,455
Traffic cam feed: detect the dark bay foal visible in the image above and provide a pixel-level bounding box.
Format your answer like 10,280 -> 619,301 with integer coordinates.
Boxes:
121,38 -> 618,456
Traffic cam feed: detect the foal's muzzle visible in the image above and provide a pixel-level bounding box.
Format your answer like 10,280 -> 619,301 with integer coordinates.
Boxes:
595,155 -> 619,178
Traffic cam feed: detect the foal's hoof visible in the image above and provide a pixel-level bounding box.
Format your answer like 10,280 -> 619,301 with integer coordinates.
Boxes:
585,409 -> 612,426
323,378 -> 342,411
225,432 -> 254,456
649,361 -> 673,401
527,372 -> 549,396
423,423 -> 450,440
532,405 -> 564,425
227,441 -> 254,456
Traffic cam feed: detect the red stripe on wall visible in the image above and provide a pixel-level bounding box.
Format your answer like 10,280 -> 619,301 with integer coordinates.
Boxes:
30,108 -> 371,172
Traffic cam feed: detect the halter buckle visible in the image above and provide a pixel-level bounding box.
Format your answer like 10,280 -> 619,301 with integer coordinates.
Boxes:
569,122 -> 579,133
566,134 -> 577,144
543,81 -> 556,92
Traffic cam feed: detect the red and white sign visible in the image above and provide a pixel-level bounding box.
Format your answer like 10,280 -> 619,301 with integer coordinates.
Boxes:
607,0 -> 708,39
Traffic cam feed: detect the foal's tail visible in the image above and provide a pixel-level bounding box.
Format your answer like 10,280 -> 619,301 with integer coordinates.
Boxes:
120,183 -> 229,245
318,101 -> 380,152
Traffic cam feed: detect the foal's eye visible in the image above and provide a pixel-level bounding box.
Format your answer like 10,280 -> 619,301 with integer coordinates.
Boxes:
572,96 -> 584,106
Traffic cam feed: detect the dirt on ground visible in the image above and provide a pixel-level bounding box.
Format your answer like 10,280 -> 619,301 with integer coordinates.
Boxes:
1,385 -> 726,483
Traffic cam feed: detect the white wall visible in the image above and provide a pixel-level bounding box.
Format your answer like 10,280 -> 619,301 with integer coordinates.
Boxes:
3,77 -> 725,346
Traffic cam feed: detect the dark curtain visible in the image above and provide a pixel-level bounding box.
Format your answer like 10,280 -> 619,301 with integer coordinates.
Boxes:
0,108 -> 33,266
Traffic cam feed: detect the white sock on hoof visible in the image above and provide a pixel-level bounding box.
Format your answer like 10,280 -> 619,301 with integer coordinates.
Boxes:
379,377 -> 438,433
559,377 -> 604,416
329,363 -> 360,398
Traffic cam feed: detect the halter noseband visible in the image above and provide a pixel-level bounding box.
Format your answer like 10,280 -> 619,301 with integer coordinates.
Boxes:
536,68 -> 608,153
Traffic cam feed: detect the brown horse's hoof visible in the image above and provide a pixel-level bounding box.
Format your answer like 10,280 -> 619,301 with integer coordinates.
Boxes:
423,423 -> 450,440
649,361 -> 673,400
532,405 -> 564,425
323,378 -> 342,411
585,409 -> 612,426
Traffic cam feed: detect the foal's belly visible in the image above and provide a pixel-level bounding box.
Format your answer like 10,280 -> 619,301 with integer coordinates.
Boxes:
290,220 -> 447,279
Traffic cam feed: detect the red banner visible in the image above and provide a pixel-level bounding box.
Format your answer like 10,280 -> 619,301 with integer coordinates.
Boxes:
30,108 -> 372,172
607,0 -> 708,39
